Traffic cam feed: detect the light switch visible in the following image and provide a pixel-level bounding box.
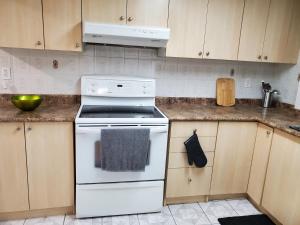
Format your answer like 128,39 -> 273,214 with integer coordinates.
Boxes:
244,78 -> 251,88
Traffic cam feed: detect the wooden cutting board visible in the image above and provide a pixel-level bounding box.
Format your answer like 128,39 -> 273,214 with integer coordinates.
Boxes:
216,78 -> 236,106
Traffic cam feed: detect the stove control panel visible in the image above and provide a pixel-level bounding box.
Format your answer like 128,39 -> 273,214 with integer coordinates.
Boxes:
81,76 -> 155,98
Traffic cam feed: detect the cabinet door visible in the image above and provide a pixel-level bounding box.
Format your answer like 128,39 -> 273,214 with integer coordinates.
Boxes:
247,124 -> 273,205
43,0 -> 82,51
82,0 -> 127,24
262,130 -> 300,225
238,0 -> 270,62
203,0 -> 244,60
262,0 -> 300,63
0,0 -> 44,49
211,122 -> 257,195
166,0 -> 208,58
127,0 -> 169,27
0,123 -> 29,213
25,122 -> 74,210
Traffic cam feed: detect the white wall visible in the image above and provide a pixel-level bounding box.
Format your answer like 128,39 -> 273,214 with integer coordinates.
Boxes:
273,51 -> 300,105
0,45 -> 277,99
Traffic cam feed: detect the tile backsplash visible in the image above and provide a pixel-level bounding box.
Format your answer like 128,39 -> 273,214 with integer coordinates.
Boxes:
273,54 -> 300,105
0,45 -> 280,100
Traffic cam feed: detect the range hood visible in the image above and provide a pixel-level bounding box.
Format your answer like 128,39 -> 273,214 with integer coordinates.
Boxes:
83,22 -> 170,48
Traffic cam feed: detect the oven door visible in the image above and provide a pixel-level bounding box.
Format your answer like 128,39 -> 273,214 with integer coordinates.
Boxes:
76,124 -> 168,184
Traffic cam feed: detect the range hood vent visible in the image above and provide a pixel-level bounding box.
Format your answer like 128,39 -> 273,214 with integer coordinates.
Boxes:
83,22 -> 170,48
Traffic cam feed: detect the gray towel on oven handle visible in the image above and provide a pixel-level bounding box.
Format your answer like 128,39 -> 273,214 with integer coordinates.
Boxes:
100,128 -> 150,171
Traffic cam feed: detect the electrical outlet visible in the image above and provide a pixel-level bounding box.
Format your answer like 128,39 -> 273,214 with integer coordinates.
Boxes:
244,78 -> 251,88
1,67 -> 12,80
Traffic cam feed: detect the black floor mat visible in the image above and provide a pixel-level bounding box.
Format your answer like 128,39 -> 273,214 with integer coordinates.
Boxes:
218,214 -> 275,225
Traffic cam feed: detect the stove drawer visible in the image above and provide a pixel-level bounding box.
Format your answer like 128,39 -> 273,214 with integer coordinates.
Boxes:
76,181 -> 164,218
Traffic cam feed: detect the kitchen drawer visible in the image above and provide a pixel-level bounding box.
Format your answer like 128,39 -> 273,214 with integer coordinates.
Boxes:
170,121 -> 218,138
166,167 -> 212,198
76,181 -> 164,218
168,152 -> 214,168
169,137 -> 216,153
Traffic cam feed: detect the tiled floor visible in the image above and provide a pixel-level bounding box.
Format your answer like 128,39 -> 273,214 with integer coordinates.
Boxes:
0,198 -> 261,225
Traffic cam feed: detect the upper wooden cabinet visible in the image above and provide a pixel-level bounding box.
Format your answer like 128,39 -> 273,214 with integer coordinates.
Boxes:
203,0 -> 245,60
166,0 -> 208,58
0,123 -> 29,213
25,122 -> 74,210
0,0 -> 81,51
82,0 -> 127,24
262,130 -> 300,225
211,122 -> 257,195
43,0 -> 82,51
247,124 -> 273,205
126,0 -> 169,27
82,0 -> 169,27
263,0 -> 300,63
238,0 -> 270,62
166,0 -> 245,60
0,0 -> 44,49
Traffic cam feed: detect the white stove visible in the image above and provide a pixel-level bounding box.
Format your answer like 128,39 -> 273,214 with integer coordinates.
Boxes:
75,76 -> 169,218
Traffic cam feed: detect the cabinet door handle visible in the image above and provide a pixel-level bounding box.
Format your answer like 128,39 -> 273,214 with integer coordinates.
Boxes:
16,127 -> 21,131
27,127 -> 32,131
198,51 -> 203,56
264,56 -> 268,60
119,16 -> 125,21
188,177 -> 192,183
36,41 -> 42,46
206,52 -> 210,57
128,17 -> 134,22
258,55 -> 262,60
266,130 -> 271,136
75,42 -> 81,48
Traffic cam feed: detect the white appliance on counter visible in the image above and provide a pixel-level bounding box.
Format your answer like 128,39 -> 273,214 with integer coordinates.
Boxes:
83,22 -> 170,48
75,76 -> 169,218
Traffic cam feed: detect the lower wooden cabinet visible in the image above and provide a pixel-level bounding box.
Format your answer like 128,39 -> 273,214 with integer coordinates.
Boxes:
25,122 -> 74,210
210,122 -> 257,195
166,167 -> 212,199
247,124 -> 273,205
0,123 -> 29,213
0,122 -> 74,217
262,130 -> 300,225
165,121 -> 217,203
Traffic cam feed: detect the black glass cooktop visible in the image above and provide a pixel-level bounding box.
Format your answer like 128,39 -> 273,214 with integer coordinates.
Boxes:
79,105 -> 165,119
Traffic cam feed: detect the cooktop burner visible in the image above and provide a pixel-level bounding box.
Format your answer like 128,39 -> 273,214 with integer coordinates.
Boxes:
79,105 -> 165,119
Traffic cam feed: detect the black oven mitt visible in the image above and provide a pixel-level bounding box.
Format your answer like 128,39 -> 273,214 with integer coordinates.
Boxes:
184,130 -> 207,168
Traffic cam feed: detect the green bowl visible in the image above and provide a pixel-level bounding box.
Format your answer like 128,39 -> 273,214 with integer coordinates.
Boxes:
11,95 -> 42,111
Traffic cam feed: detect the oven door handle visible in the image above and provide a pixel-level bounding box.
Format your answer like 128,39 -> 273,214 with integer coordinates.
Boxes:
76,127 -> 168,134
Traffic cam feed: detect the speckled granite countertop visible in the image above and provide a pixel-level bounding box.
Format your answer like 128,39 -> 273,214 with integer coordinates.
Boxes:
157,100 -> 300,138
0,95 -> 80,122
